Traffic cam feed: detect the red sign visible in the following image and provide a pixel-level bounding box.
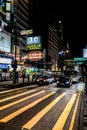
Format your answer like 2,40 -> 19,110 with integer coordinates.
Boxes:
28,51 -> 44,61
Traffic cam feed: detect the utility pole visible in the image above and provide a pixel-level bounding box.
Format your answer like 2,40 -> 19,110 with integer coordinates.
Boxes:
11,0 -> 18,84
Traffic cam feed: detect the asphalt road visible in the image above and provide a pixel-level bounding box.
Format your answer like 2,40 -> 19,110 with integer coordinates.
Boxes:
0,82 -> 85,130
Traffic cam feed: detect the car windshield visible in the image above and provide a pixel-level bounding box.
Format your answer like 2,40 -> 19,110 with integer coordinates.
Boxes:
59,77 -> 65,80
41,75 -> 52,78
59,76 -> 70,80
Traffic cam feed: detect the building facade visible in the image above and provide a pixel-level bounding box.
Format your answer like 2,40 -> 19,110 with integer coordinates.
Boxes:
0,0 -> 32,81
47,17 -> 64,71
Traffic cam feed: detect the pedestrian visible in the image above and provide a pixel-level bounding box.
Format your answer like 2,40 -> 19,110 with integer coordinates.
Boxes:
22,72 -> 25,83
27,74 -> 30,82
16,72 -> 18,83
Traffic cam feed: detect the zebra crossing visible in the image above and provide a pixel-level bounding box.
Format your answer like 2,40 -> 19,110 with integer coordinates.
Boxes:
0,86 -> 82,130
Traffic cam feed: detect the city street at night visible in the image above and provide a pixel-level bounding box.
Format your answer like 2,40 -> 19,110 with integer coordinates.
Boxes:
0,1 -> 87,130
0,82 -> 86,130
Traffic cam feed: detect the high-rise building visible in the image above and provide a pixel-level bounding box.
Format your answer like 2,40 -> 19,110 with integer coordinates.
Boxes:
14,0 -> 32,31
0,0 -> 33,81
47,16 -> 64,71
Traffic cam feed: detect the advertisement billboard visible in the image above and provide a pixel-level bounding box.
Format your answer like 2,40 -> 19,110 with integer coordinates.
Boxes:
0,32 -> 11,52
0,57 -> 12,64
26,36 -> 42,51
27,51 -> 44,61
83,48 -> 87,58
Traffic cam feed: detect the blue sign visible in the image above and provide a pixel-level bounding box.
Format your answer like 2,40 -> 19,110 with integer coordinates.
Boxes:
0,64 -> 8,69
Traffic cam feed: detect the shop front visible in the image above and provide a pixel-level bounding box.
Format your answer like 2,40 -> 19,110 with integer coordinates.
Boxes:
0,56 -> 12,81
0,31 -> 12,81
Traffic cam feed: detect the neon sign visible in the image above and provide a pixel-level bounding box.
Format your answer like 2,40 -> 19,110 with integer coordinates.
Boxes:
28,51 -> 44,61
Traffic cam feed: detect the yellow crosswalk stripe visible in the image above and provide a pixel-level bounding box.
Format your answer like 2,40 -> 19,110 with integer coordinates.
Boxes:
21,92 -> 66,130
0,91 -> 55,123
0,91 -> 45,111
80,85 -> 82,91
0,85 -> 38,98
69,92 -> 81,130
52,94 -> 77,130
0,89 -> 37,103
0,85 -> 37,94
0,87 -> 25,94
0,89 -> 26,98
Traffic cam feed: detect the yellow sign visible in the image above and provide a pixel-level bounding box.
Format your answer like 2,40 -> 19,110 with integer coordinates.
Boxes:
6,3 -> 11,11
20,29 -> 33,35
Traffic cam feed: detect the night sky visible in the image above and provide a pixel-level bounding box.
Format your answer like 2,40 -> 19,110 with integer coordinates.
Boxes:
32,1 -> 87,58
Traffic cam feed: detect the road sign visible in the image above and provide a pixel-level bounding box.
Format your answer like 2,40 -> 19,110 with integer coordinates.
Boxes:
20,29 -> 33,35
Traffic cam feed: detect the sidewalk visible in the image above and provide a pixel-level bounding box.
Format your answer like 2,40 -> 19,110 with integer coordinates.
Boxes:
81,92 -> 87,130
0,78 -> 35,91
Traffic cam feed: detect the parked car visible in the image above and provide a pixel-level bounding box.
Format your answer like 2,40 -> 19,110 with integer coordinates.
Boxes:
57,76 -> 72,87
36,75 -> 54,85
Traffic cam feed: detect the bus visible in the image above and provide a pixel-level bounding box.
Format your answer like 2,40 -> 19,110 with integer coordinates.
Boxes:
63,59 -> 82,83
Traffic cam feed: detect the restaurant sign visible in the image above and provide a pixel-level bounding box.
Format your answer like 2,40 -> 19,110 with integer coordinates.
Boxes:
28,51 -> 44,61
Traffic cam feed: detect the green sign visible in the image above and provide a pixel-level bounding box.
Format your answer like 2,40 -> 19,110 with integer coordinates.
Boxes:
74,57 -> 87,61
26,44 -> 41,51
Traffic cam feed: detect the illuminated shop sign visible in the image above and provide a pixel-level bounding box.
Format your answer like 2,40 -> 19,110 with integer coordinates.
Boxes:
28,51 -> 44,61
6,0 -> 11,21
0,57 -> 12,64
26,44 -> 41,51
83,48 -> 87,58
26,67 -> 39,73
26,36 -> 42,51
26,36 -> 41,45
20,29 -> 33,35
0,64 -> 8,69
6,2 -> 11,11
0,32 -> 11,52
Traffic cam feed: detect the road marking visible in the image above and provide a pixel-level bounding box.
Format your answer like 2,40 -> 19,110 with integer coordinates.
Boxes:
80,85 -> 82,91
0,85 -> 38,94
0,89 -> 26,98
21,92 -> 66,130
69,92 -> 81,130
52,94 -> 77,130
0,89 -> 37,103
0,91 -> 55,123
0,88 -> 23,94
0,91 -> 45,111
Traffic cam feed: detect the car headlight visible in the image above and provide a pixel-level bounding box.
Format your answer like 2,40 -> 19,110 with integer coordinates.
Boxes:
57,81 -> 60,83
44,80 -> 46,82
65,81 -> 69,84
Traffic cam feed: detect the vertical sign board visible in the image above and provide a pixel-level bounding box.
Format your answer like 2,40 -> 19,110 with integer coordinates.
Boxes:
83,48 -> 87,58
13,45 -> 20,64
6,0 -> 11,21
